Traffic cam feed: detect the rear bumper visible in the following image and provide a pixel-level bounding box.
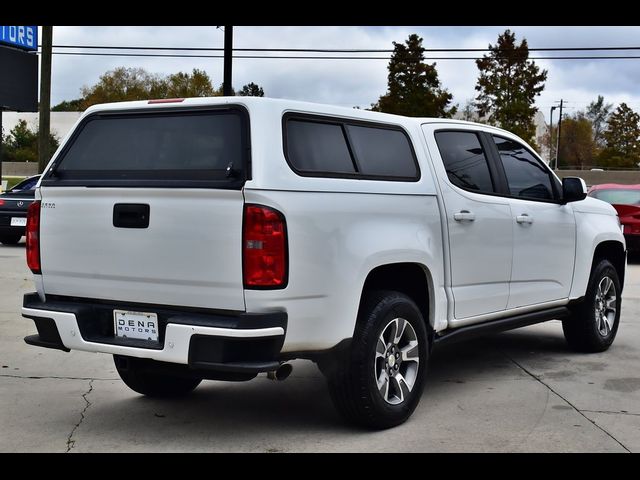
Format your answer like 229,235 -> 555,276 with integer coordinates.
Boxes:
22,293 -> 287,374
0,211 -> 26,236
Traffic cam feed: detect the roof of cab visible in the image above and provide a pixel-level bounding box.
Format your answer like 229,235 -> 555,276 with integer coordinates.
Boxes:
82,96 -> 495,126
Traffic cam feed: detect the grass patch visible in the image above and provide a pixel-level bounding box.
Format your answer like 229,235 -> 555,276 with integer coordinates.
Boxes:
1,176 -> 26,192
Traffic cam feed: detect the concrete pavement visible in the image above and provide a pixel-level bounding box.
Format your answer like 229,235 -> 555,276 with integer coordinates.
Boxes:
1,240 -> 639,452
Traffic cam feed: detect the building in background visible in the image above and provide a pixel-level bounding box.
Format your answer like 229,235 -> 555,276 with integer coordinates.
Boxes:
2,111 -> 83,140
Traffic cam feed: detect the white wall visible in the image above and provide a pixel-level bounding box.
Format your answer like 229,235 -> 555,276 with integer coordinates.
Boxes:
2,111 -> 82,139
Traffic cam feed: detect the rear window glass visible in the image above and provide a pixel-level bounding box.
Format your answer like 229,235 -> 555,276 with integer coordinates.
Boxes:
346,125 -> 417,177
53,110 -> 246,183
286,120 -> 356,174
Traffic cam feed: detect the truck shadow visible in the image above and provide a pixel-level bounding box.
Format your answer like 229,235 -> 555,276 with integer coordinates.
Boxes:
77,325 -> 576,448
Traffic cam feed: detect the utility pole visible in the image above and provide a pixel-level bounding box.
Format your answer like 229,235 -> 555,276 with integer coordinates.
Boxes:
38,26 -> 53,173
223,26 -> 233,96
555,99 -> 564,170
549,105 -> 557,168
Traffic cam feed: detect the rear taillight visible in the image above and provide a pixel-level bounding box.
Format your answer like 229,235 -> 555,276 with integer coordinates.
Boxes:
243,204 -> 287,288
26,201 -> 41,274
0,199 -> 4,206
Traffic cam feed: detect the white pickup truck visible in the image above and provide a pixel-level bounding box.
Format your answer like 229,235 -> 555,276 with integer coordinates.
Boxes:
22,97 -> 625,429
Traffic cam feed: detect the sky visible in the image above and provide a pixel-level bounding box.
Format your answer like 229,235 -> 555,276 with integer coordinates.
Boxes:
43,26 -> 640,122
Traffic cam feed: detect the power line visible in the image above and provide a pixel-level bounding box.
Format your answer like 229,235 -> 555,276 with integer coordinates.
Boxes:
46,51 -> 640,60
43,44 -> 640,53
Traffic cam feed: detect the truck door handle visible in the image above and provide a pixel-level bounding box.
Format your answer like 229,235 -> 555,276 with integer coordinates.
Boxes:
113,204 -> 150,229
516,213 -> 534,225
453,210 -> 475,222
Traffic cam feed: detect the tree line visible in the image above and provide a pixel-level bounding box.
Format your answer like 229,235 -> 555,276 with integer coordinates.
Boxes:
371,29 -> 640,169
4,29 -> 640,169
0,68 -> 265,163
541,99 -> 640,169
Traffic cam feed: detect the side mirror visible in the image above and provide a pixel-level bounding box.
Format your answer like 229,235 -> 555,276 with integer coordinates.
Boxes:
562,177 -> 587,204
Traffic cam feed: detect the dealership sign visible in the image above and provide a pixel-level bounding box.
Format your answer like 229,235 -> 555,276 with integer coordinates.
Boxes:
0,26 -> 38,51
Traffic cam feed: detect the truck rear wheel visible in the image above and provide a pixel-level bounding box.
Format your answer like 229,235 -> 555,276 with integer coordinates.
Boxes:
325,290 -> 429,429
114,355 -> 202,397
563,259 -> 621,353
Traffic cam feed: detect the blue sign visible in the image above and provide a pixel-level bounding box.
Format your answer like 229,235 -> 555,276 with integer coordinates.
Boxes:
0,26 -> 38,51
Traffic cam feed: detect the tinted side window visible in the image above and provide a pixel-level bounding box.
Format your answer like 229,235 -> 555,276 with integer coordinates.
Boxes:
286,120 -> 355,174
493,136 -> 555,201
346,125 -> 417,177
434,131 -> 494,193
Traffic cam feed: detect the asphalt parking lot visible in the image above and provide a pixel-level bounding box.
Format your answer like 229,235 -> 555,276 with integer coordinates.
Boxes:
1,240 -> 639,452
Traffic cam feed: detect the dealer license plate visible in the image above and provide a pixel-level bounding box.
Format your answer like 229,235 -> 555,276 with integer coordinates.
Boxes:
11,217 -> 27,227
113,310 -> 159,342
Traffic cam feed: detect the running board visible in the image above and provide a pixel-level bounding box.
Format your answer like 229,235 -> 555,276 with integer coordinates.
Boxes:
433,306 -> 571,347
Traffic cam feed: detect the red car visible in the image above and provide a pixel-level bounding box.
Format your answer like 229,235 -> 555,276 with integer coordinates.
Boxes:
588,183 -> 640,252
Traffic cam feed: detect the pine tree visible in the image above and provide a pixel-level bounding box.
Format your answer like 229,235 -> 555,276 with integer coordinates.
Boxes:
475,29 -> 547,145
599,103 -> 640,168
372,34 -> 455,118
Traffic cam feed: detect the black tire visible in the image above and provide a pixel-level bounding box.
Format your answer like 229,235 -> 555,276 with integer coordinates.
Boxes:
114,355 -> 202,397
325,290 -> 429,429
563,259 -> 621,353
0,233 -> 22,245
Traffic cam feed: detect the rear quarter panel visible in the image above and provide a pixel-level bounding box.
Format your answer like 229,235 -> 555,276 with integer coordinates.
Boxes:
244,104 -> 445,352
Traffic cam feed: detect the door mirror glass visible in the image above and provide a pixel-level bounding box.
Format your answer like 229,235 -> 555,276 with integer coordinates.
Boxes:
562,177 -> 587,203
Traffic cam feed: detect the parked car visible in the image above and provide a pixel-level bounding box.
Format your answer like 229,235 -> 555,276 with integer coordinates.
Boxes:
21,98 -> 625,429
588,183 -> 640,252
0,175 -> 40,245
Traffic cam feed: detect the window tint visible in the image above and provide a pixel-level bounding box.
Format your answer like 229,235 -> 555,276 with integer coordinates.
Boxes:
346,125 -> 417,177
286,120 -> 355,174
56,111 -> 245,182
493,136 -> 555,201
434,131 -> 494,193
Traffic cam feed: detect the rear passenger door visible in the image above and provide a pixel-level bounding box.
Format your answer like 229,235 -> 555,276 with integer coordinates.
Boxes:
425,127 -> 513,321
490,135 -> 576,308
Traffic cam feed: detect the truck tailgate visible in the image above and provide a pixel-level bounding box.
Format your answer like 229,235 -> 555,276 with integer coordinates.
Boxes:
39,187 -> 245,311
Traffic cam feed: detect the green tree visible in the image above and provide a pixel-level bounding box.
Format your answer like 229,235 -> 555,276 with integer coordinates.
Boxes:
1,120 -> 59,163
79,67 -> 166,108
556,115 -> 596,168
371,34 -> 455,117
599,103 -> 640,168
238,82 -> 265,97
52,98 -> 84,111
53,67 -> 265,111
585,95 -> 613,148
475,29 -> 547,145
164,69 -> 218,97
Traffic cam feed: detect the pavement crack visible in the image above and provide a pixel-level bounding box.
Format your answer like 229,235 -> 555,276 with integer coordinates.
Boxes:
501,350 -> 631,453
582,409 -> 640,417
66,379 -> 94,453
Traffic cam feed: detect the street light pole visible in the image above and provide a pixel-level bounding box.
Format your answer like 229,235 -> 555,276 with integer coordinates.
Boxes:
549,106 -> 557,168
555,99 -> 564,170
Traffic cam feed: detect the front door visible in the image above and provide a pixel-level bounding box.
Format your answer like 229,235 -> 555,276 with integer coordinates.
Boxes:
490,135 -> 576,308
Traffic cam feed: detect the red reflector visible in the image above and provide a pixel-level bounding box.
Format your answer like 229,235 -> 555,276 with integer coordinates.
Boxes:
148,98 -> 185,104
26,201 -> 41,274
243,204 -> 287,288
